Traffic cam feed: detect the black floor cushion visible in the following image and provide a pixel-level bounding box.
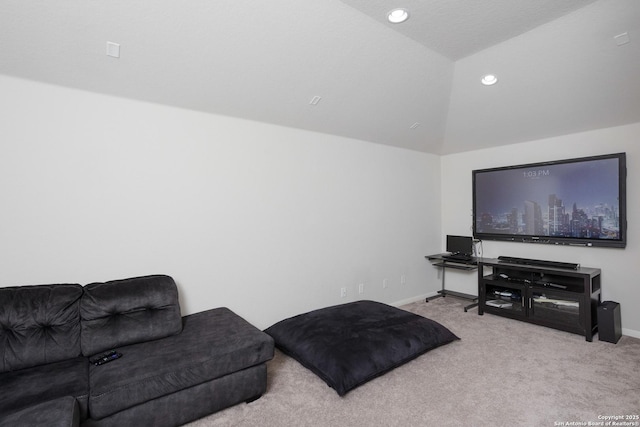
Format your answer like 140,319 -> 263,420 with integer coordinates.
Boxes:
264,300 -> 459,396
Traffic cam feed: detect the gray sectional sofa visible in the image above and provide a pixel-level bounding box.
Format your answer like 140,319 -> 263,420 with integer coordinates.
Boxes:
0,275 -> 274,427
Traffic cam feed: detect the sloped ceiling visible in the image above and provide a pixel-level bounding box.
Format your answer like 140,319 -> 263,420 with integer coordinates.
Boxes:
1,0 -> 639,154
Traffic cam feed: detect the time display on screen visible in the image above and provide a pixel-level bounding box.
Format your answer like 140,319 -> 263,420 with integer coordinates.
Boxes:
522,169 -> 550,178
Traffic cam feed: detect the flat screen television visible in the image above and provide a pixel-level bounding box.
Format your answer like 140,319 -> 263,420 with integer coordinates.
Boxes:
472,153 -> 626,248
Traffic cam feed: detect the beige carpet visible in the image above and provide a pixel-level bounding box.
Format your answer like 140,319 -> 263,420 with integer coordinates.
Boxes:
187,297 -> 640,427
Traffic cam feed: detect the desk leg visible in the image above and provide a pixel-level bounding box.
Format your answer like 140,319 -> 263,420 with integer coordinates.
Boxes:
463,302 -> 478,312
426,264 -> 446,302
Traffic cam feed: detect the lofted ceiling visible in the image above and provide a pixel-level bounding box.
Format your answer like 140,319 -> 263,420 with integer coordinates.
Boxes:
1,0 -> 639,154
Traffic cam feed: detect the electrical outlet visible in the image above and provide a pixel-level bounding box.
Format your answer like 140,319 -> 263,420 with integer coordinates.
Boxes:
340,287 -> 347,298
358,283 -> 364,294
382,278 -> 388,289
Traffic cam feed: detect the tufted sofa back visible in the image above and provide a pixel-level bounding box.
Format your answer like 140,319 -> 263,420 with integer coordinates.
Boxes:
0,275 -> 183,369
0,283 -> 83,372
79,274 -> 183,356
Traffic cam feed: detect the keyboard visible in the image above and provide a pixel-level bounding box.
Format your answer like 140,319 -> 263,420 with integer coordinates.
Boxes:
441,254 -> 473,262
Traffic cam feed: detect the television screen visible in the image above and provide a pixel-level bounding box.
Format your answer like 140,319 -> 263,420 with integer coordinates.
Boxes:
472,153 -> 626,248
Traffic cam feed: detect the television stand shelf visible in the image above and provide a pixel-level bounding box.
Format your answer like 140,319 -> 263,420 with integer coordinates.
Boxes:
477,258 -> 601,341
425,254 -> 479,312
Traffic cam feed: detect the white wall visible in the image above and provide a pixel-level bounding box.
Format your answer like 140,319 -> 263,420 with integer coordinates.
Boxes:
0,75 -> 442,329
5,74 -> 636,337
441,123 -> 640,337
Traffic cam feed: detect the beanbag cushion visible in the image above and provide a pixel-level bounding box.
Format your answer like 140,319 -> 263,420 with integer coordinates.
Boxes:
265,300 -> 459,396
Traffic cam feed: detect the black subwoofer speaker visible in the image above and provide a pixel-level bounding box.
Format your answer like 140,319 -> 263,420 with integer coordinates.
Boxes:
598,301 -> 621,344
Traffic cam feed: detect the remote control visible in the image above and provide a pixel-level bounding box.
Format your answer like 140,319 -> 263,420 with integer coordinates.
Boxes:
90,350 -> 123,366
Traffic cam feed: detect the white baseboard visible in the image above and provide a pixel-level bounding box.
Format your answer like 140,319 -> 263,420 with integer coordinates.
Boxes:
390,292 -> 436,307
621,328 -> 640,339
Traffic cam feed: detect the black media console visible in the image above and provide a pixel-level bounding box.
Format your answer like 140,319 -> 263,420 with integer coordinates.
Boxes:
478,258 -> 601,341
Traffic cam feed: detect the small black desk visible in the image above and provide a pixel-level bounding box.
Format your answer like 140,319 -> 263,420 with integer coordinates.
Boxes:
425,254 -> 479,312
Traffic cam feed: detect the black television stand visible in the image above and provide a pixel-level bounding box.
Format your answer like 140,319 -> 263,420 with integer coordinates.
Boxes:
425,254 -> 479,312
478,258 -> 601,341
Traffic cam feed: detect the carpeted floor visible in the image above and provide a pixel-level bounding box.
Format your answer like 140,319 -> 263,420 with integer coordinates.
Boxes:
186,297 -> 640,427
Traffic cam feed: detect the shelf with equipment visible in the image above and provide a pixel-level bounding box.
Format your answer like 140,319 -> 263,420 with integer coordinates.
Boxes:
478,258 -> 601,341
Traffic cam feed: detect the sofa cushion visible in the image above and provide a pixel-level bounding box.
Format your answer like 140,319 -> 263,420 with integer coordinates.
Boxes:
0,356 -> 88,419
88,307 -> 274,420
80,275 -> 182,356
0,283 -> 83,372
0,396 -> 79,427
82,365 -> 267,427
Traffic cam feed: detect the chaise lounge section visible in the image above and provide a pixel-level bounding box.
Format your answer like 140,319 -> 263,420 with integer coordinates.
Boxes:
0,275 -> 274,426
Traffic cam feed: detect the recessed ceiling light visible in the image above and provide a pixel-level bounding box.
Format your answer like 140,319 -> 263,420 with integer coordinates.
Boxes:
481,74 -> 498,86
388,9 -> 409,24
